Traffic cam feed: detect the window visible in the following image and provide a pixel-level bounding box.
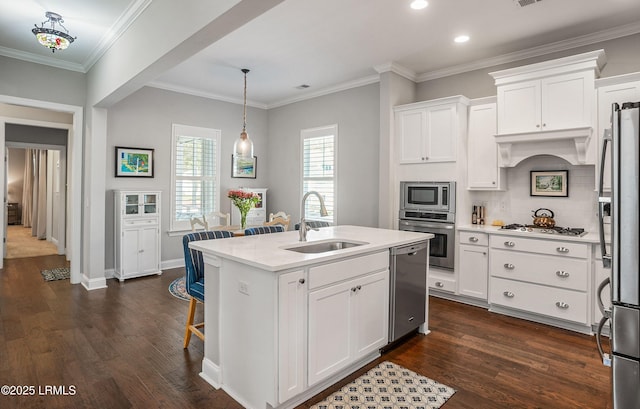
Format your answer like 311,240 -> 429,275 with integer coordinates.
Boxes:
170,124 -> 221,232
301,125 -> 337,224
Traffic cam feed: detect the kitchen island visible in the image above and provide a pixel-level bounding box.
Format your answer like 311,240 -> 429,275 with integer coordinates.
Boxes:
189,225 -> 432,409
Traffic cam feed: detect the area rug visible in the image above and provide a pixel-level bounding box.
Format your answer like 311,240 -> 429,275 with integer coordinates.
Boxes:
310,361 -> 455,409
41,267 -> 70,281
169,276 -> 190,301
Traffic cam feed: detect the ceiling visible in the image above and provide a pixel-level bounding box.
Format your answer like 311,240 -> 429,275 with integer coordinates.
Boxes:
2,0 -> 640,108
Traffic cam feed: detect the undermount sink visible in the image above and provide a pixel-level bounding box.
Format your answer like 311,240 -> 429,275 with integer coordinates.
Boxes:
284,240 -> 367,254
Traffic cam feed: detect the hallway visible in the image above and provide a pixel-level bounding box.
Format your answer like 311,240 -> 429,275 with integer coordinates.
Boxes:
5,225 -> 58,259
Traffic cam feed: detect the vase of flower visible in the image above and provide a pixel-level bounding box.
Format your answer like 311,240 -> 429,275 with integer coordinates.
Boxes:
228,189 -> 260,229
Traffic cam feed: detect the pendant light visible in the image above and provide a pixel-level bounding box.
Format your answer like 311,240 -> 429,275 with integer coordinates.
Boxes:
32,11 -> 76,52
234,68 -> 254,158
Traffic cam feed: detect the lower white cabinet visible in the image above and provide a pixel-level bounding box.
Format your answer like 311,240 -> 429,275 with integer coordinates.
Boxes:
277,251 -> 389,402
458,231 -> 489,300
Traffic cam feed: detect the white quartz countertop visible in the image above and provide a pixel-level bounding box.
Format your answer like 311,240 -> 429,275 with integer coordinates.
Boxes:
189,225 -> 433,272
457,224 -> 601,244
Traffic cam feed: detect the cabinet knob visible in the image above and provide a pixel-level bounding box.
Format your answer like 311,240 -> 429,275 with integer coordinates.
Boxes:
542,123 -> 547,127
469,237 -> 479,243
504,241 -> 515,247
351,287 -> 358,292
504,263 -> 515,270
139,249 -> 144,253
298,278 -> 305,284
503,291 -> 515,298
556,270 -> 570,278
555,302 -> 570,309
435,281 -> 444,288
556,247 -> 570,254
492,181 -> 496,185
536,124 -> 541,128
356,285 -> 362,291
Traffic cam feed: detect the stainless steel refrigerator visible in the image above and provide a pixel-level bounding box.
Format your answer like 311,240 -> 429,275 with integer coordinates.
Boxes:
597,101 -> 640,408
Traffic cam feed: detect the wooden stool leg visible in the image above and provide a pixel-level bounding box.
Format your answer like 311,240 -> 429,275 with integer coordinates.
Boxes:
183,297 -> 197,348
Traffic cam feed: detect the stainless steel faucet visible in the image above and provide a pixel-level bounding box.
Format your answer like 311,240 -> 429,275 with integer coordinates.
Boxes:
299,191 -> 328,241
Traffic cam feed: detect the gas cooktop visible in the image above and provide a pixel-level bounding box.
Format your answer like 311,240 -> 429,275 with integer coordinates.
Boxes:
499,224 -> 588,237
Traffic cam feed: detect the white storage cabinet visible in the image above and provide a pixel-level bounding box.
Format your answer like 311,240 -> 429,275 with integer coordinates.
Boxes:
113,190 -> 161,282
394,95 -> 469,164
230,187 -> 267,226
467,98 -> 506,190
458,231 -> 489,301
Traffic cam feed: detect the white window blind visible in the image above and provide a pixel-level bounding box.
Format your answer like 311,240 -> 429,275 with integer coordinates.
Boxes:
171,124 -> 221,231
301,125 -> 337,224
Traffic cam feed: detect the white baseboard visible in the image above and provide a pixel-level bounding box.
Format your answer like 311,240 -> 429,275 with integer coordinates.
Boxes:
81,273 -> 107,291
104,268 -> 115,279
162,258 -> 184,270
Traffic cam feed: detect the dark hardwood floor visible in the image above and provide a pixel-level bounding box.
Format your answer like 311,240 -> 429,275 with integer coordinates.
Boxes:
0,256 -> 612,408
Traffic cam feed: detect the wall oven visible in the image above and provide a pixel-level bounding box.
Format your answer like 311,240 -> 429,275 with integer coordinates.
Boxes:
398,219 -> 455,270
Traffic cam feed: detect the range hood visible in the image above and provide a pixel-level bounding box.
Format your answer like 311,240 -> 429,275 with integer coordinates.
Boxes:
495,126 -> 593,167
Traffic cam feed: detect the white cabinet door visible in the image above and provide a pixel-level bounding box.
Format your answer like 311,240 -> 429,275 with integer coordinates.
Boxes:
467,102 -> 505,190
139,225 -> 159,274
353,270 -> 389,358
397,109 -> 427,163
278,270 -> 306,403
596,80 -> 640,191
497,79 -> 540,134
307,279 -> 353,386
426,104 -> 457,162
122,229 -> 140,275
541,72 -> 592,131
458,244 -> 488,300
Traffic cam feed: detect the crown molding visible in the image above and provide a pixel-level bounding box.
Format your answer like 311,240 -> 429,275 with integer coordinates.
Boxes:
147,81 -> 268,109
416,21 -> 640,82
0,45 -> 86,72
374,62 -> 417,82
83,0 -> 153,71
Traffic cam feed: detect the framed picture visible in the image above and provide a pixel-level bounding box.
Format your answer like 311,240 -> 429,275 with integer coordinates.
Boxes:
115,147 -> 154,178
232,155 -> 257,178
530,170 -> 568,197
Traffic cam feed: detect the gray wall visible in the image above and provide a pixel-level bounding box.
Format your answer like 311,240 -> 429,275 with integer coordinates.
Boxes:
266,83 -> 380,227
105,86 -> 268,266
7,148 -> 25,205
416,33 -> 640,101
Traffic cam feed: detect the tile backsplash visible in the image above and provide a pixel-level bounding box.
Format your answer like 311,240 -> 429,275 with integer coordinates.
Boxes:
469,155 -> 597,231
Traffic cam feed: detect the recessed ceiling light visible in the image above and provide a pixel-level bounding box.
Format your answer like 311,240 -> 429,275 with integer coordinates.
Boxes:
410,0 -> 428,10
454,35 -> 470,43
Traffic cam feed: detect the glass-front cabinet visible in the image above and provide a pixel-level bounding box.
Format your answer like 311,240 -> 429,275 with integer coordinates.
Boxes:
114,190 -> 162,282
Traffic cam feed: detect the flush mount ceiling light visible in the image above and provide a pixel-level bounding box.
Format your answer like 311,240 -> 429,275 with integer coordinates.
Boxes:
410,0 -> 428,10
233,68 -> 254,159
32,11 -> 76,52
454,35 -> 470,43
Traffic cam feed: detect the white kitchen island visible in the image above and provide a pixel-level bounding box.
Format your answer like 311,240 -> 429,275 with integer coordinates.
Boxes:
189,225 -> 432,409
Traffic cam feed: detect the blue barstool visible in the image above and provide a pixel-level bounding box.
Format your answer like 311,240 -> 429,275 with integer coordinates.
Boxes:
244,225 -> 285,235
182,230 -> 234,348
294,221 -> 330,230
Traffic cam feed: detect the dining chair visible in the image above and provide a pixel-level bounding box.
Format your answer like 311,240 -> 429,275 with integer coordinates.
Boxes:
264,211 -> 291,231
182,230 -> 234,348
190,212 -> 231,231
294,220 -> 331,230
244,225 -> 285,235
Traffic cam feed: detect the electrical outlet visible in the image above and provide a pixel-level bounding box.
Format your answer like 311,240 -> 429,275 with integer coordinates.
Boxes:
238,281 -> 249,295
500,201 -> 506,211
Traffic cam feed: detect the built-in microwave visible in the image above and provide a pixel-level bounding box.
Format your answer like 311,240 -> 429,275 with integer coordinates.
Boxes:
400,181 -> 456,215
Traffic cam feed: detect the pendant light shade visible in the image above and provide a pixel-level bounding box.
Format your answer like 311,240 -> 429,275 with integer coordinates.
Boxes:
32,11 -> 76,52
234,68 -> 254,158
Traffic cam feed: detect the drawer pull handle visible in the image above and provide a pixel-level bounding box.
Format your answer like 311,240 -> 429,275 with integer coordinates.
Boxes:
435,281 -> 444,288
298,278 -> 305,284
504,263 -> 515,270
556,247 -> 570,253
556,302 -> 570,309
504,241 -> 515,247
556,270 -> 570,278
469,237 -> 479,243
351,287 -> 357,292
503,291 -> 515,298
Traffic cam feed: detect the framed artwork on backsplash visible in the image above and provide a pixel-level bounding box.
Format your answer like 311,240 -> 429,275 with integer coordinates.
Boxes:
115,146 -> 154,177
530,170 -> 568,197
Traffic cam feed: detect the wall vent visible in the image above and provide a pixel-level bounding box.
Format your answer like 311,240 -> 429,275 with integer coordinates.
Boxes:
515,0 -> 541,7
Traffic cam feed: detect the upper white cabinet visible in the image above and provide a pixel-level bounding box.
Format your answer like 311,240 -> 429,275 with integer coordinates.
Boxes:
394,95 -> 469,164
467,97 -> 506,190
489,50 -> 606,166
595,73 -> 640,192
113,190 -> 161,282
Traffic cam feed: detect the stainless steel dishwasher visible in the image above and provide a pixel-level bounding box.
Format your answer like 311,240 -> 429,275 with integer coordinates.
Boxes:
389,240 -> 428,342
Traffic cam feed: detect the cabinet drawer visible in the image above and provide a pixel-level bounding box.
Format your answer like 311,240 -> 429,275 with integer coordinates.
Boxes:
490,277 -> 588,324
459,231 -> 488,246
491,249 -> 588,291
124,218 -> 159,227
490,235 -> 588,258
428,275 -> 456,293
308,251 -> 388,290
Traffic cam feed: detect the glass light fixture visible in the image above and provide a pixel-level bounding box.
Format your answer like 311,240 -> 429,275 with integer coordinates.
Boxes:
32,11 -> 76,52
234,68 -> 254,158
